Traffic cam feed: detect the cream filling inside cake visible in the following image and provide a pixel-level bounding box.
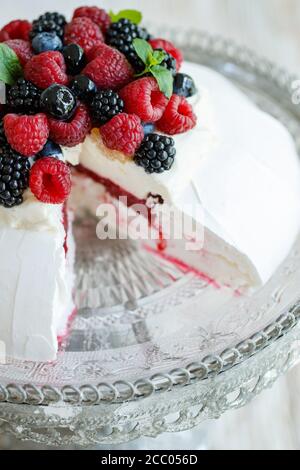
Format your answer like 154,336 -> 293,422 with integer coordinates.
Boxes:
69,61 -> 300,290
0,190 -> 75,362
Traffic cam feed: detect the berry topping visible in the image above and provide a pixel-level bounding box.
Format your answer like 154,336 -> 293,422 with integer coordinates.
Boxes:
64,17 -> 104,54
4,113 -> 49,157
1,20 -> 32,41
38,12 -> 66,26
73,6 -> 111,35
0,146 -> 31,208
24,51 -> 68,89
154,48 -> 177,76
7,78 -> 41,114
106,19 -> 150,71
48,103 -> 92,147
157,95 -> 197,135
134,134 -> 176,174
142,122 -> 156,135
90,90 -> 124,125
69,75 -> 97,102
149,39 -> 183,71
31,32 -> 62,54
38,140 -> 63,160
119,77 -> 168,123
30,12 -> 66,40
62,44 -> 86,75
100,113 -> 144,157
173,73 -> 197,98
0,121 -> 7,146
29,157 -> 71,204
4,39 -> 33,66
40,84 -> 76,121
83,44 -> 133,90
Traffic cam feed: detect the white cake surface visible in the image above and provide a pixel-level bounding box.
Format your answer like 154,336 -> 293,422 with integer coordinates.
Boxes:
0,190 -> 75,361
74,61 -> 300,290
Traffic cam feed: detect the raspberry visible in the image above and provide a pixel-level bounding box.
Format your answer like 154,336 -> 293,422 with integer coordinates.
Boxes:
0,31 -> 10,42
100,113 -> 144,157
30,157 -> 71,204
64,17 -> 104,54
48,103 -> 92,147
24,51 -> 68,89
4,113 -> 49,157
1,20 -> 32,41
4,39 -> 33,66
149,39 -> 183,71
73,6 -> 111,34
157,95 -> 197,135
119,77 -> 168,123
83,44 -> 133,90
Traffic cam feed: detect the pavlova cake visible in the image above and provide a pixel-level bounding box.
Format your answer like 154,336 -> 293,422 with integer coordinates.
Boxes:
0,6 -> 300,361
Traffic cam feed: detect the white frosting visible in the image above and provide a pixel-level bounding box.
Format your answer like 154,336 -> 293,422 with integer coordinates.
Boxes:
0,200 -> 75,361
74,62 -> 300,289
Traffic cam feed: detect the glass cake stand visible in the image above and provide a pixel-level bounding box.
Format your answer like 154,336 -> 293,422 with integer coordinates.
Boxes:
1,29 -> 300,448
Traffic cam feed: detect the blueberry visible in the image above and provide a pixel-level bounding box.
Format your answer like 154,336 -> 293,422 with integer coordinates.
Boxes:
142,122 -> 155,135
38,140 -> 63,159
63,44 -> 86,75
40,84 -> 77,121
69,75 -> 97,102
173,73 -> 197,98
31,32 -> 63,53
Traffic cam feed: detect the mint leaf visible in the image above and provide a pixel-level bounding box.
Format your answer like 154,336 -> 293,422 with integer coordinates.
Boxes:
109,9 -> 142,24
152,50 -> 166,66
133,38 -> 153,65
151,66 -> 173,98
0,43 -> 23,86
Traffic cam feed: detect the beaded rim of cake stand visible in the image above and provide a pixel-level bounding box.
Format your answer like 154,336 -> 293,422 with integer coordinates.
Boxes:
0,301 -> 299,406
0,29 -> 300,407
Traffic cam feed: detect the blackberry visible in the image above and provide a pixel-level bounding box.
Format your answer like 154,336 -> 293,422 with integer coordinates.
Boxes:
155,48 -> 177,76
6,78 -> 41,114
30,12 -> 66,40
106,19 -> 150,72
0,146 -> 31,208
90,90 -> 124,125
37,12 -> 67,27
134,134 -> 176,174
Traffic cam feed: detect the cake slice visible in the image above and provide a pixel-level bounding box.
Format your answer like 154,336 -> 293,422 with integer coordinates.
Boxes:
75,62 -> 300,290
0,189 -> 75,361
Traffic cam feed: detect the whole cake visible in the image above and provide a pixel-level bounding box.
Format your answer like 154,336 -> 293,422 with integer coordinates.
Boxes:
0,6 -> 299,361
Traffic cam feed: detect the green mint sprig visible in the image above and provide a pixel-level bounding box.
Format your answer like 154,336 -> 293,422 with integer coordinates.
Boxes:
133,39 -> 173,99
0,43 -> 23,86
109,9 -> 142,24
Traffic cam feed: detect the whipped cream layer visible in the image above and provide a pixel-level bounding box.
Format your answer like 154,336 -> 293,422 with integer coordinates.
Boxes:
0,194 -> 75,361
72,62 -> 300,289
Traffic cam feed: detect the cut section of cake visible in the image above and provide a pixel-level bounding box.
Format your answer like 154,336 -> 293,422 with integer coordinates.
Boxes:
74,62 -> 300,291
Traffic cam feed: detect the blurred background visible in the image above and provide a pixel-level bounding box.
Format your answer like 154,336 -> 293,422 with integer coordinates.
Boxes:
1,0 -> 300,451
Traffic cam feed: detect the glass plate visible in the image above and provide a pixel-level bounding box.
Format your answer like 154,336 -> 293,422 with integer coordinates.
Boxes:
1,30 -> 300,447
